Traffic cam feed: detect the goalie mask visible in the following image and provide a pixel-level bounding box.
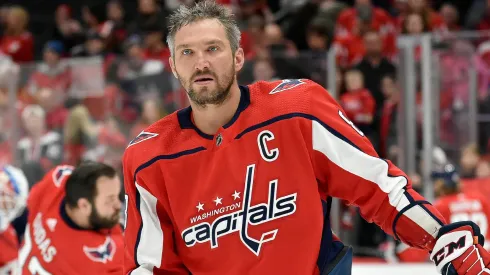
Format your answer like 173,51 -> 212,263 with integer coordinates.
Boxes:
0,165 -> 28,232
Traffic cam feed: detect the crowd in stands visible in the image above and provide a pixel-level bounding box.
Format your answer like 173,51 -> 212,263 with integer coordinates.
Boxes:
1,0 -> 490,256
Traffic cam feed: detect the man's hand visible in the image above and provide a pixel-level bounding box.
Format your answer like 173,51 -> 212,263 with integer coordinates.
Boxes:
431,221 -> 490,275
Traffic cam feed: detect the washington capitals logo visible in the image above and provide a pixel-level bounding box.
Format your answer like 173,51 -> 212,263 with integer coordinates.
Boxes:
181,164 -> 297,256
83,237 -> 116,263
269,79 -> 305,94
128,131 -> 158,147
52,165 -> 74,187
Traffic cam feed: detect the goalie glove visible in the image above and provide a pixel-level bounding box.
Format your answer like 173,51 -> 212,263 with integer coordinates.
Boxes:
431,221 -> 490,275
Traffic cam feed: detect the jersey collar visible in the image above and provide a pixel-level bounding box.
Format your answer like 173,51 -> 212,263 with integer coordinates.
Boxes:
177,85 -> 251,140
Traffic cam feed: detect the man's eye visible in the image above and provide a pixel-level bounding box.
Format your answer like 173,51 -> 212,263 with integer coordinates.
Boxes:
208,46 -> 218,52
182,49 -> 192,55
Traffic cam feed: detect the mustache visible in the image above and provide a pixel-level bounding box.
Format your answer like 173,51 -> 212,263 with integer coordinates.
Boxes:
192,69 -> 216,80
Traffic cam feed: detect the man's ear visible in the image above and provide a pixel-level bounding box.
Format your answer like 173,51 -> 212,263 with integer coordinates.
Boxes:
77,198 -> 92,214
169,56 -> 178,79
234,47 -> 245,72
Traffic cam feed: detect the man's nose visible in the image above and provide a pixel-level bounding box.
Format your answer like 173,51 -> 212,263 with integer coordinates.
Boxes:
194,52 -> 210,71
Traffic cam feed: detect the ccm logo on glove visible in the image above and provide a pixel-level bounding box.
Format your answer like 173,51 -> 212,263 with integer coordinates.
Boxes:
432,235 -> 468,265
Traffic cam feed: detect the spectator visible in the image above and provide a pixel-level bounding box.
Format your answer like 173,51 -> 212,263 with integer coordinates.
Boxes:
475,41 -> 490,101
355,30 -> 397,135
141,23 -> 170,68
81,4 -> 106,36
16,105 -> 62,172
401,12 -> 431,34
26,40 -> 70,130
340,69 -> 376,142
102,0 -> 128,54
71,30 -> 107,58
307,17 -> 331,52
63,99 -> 100,166
439,3 -> 460,31
84,116 -> 127,169
130,99 -> 164,139
129,0 -> 167,35
379,74 -> 399,160
52,4 -> 83,53
253,57 -> 277,82
0,6 -> 33,63
242,14 -> 266,59
397,0 -> 447,32
460,143 -> 481,179
401,12 -> 431,61
335,0 -> 396,58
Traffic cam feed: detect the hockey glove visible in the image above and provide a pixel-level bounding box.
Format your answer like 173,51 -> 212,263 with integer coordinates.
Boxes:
430,221 -> 490,275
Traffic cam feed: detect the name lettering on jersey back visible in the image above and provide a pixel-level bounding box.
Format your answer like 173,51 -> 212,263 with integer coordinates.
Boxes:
33,213 -> 57,263
449,201 -> 482,213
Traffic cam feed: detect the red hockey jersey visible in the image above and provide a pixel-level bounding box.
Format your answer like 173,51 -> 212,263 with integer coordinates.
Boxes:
0,225 -> 19,273
18,165 -> 123,274
123,79 -> 445,274
434,192 -> 490,250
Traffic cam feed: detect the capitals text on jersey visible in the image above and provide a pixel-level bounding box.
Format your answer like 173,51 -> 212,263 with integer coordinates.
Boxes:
181,163 -> 297,256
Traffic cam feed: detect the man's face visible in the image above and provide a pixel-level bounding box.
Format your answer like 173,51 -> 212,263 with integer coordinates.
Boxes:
43,50 -> 59,66
363,32 -> 382,57
169,19 -> 244,107
23,114 -> 45,136
89,175 -> 122,229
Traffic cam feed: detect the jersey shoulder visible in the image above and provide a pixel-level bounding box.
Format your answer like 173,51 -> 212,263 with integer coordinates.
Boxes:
248,79 -> 335,117
28,165 -> 73,211
123,110 -> 203,174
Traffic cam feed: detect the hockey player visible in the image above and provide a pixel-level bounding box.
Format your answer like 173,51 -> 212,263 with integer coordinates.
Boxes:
19,162 -> 123,274
122,1 -> 490,274
0,165 -> 29,274
433,164 -> 490,251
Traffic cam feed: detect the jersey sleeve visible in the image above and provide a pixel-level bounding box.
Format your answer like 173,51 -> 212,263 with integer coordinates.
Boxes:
122,153 -> 189,275
304,81 -> 446,250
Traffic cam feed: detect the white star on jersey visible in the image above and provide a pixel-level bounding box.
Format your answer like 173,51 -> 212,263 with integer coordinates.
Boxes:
213,197 -> 223,205
232,191 -> 240,200
196,202 -> 204,212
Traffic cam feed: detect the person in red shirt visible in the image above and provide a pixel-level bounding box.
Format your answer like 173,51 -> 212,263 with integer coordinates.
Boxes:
379,74 -> 399,159
0,165 -> 29,273
0,6 -> 34,63
396,0 -> 447,33
335,0 -> 396,59
433,164 -> 490,251
123,2 -> 490,274
340,69 -> 376,135
18,162 -> 124,274
142,23 -> 171,69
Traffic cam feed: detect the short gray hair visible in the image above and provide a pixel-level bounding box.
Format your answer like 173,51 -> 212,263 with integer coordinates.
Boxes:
166,0 -> 241,58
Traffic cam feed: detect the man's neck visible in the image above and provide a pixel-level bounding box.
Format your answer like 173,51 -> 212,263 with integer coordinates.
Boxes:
64,204 -> 90,229
191,84 -> 241,135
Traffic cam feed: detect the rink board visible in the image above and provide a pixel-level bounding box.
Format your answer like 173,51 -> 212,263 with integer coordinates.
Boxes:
352,263 -> 438,275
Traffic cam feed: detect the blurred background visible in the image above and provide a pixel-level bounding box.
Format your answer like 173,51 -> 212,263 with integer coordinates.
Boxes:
0,0 -> 489,268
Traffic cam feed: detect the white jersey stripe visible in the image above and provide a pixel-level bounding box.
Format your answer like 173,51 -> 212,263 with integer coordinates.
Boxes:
132,182 -> 163,274
311,120 -> 440,238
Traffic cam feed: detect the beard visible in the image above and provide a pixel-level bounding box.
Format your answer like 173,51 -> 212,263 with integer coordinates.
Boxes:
178,63 -> 235,108
89,206 -> 120,230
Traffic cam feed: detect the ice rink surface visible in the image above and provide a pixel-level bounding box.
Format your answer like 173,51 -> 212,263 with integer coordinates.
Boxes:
352,263 -> 439,275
